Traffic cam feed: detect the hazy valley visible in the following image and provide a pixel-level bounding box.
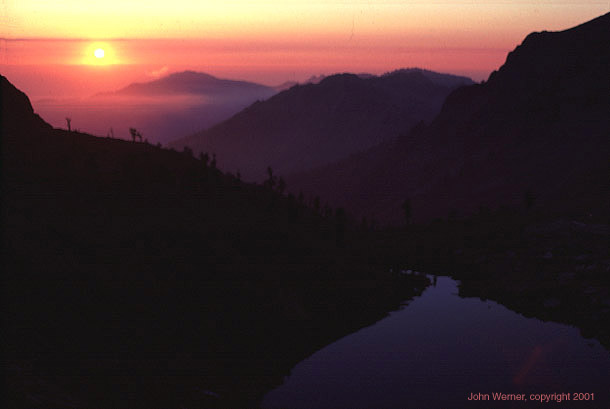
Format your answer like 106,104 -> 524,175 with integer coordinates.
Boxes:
32,71 -> 277,144
171,68 -> 473,181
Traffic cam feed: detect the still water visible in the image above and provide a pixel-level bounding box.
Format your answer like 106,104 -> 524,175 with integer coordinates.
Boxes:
262,276 -> 610,408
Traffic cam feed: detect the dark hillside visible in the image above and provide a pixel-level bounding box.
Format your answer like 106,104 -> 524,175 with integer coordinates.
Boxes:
280,13 -> 610,358
289,13 -> 610,224
1,75 -> 428,408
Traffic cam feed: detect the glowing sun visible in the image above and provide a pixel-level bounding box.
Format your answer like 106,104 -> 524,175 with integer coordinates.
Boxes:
82,42 -> 119,65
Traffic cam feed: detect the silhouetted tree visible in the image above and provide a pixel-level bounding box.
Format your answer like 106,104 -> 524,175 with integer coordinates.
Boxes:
199,152 -> 210,167
313,196 -> 320,213
277,177 -> 286,195
402,198 -> 412,225
183,146 -> 193,157
211,153 -> 217,169
265,166 -> 276,189
129,128 -> 139,142
65,117 -> 72,132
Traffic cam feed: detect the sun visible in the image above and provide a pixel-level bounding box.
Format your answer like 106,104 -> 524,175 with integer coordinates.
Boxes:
82,42 -> 119,65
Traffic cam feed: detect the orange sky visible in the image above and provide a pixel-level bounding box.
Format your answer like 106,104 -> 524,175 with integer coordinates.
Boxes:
1,1 -> 608,97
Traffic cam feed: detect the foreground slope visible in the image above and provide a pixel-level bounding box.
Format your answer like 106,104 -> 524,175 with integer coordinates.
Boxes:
1,75 -> 427,408
290,13 -> 610,224
171,69 -> 473,181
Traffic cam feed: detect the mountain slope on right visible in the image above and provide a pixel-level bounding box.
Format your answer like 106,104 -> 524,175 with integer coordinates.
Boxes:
290,12 -> 610,224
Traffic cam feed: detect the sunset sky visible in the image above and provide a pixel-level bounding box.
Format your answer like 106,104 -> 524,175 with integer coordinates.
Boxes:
1,1 -> 608,97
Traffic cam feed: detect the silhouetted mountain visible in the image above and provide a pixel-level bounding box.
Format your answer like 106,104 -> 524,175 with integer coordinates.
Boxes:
102,70 -> 276,99
273,80 -> 299,92
1,75 -> 52,135
290,13 -> 610,224
2,75 -> 427,408
273,74 -> 328,92
69,71 -> 278,144
385,68 -> 473,87
171,69 -> 473,181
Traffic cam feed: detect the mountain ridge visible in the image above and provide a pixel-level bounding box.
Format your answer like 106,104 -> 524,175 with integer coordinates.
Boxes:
97,70 -> 277,97
1,75 -> 52,134
170,68 -> 473,181
288,13 -> 610,224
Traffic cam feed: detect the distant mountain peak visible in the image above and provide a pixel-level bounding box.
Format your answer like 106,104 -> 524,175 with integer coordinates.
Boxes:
101,71 -> 276,97
304,74 -> 327,84
383,68 -> 474,87
382,67 -> 427,76
317,73 -> 362,85
161,70 -> 217,81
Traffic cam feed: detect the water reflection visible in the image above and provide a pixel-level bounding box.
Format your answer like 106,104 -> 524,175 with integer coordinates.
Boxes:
262,277 -> 610,408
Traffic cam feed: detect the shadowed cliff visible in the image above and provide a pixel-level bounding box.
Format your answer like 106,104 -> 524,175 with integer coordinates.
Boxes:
289,13 -> 610,224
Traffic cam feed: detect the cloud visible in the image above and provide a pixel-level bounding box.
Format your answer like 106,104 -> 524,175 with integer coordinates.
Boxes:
147,66 -> 169,79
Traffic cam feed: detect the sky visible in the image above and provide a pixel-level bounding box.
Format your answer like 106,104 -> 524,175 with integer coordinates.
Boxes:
1,0 -> 608,97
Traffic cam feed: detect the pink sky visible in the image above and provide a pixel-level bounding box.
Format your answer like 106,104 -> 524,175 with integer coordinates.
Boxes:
1,1 -> 608,98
